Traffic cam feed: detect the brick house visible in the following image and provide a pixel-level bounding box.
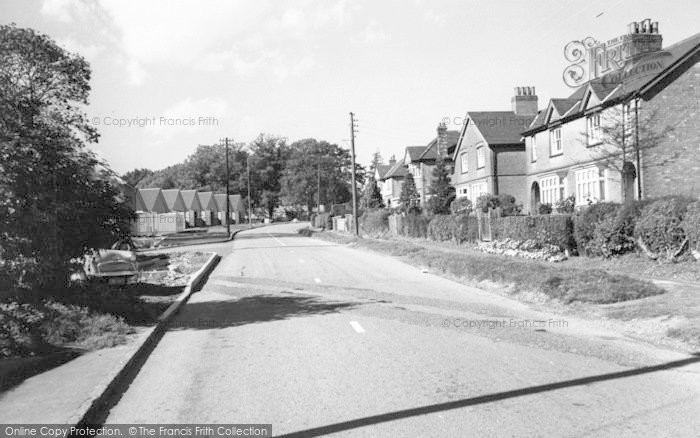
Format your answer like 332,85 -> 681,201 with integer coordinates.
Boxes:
379,155 -> 407,208
521,24 -> 700,212
451,88 -> 537,205
406,123 -> 460,205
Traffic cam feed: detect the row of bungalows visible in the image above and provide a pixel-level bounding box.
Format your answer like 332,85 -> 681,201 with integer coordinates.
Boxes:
131,188 -> 246,235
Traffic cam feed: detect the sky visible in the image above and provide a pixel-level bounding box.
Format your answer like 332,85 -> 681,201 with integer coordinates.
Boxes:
2,0 -> 699,174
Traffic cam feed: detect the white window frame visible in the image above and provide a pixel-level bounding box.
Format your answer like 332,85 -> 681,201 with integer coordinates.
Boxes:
575,167 -> 607,205
476,146 -> 485,169
550,128 -> 562,156
539,175 -> 562,205
468,181 -> 487,202
587,113 -> 601,145
460,153 -> 468,173
530,135 -> 538,162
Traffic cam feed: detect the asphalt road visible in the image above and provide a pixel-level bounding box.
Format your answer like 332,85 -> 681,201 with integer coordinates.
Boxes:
106,223 -> 700,437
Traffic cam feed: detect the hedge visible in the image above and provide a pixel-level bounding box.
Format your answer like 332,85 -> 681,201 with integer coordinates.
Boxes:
359,209 -> 391,237
635,197 -> 695,260
310,212 -> 332,229
402,214 -> 430,238
683,201 -> 700,253
573,203 -> 620,256
490,215 -> 576,252
427,214 -> 479,243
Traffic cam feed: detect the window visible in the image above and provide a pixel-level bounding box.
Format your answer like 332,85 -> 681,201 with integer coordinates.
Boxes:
587,113 -> 601,145
467,181 -> 487,201
575,168 -> 607,205
530,136 -> 538,162
460,153 -> 468,173
550,128 -> 562,156
476,147 -> 485,169
540,175 -> 562,204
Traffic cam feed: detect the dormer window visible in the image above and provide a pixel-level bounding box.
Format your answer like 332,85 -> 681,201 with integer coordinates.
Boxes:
587,113 -> 601,145
550,128 -> 562,156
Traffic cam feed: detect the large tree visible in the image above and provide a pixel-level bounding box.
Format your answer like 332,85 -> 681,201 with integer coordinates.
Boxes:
399,173 -> 420,212
0,24 -> 132,291
248,134 -> 289,219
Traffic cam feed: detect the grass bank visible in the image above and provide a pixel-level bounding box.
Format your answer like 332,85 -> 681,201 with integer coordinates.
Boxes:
301,228 -> 665,305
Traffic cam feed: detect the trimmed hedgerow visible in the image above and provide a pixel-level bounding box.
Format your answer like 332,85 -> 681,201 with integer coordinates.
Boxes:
402,214 -> 430,238
683,201 -> 700,254
634,197 -> 695,261
589,200 -> 654,258
490,215 -> 576,252
573,203 -> 621,256
427,214 -> 479,243
359,209 -> 391,237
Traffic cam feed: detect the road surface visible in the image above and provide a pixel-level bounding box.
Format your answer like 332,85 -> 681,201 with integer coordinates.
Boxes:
106,223 -> 700,437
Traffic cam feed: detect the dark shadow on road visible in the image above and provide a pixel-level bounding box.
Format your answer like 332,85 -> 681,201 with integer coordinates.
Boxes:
232,245 -> 336,250
277,353 -> 700,438
0,348 -> 82,393
167,294 -> 360,330
234,232 -> 302,240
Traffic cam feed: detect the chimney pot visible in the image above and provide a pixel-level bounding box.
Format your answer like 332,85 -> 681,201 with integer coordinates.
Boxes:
512,85 -> 538,116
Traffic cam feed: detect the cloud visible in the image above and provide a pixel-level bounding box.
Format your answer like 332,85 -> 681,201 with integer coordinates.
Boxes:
56,37 -> 105,59
360,20 -> 388,43
40,0 -> 92,22
146,97 -> 228,143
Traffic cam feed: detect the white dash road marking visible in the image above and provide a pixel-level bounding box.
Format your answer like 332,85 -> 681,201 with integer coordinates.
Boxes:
314,277 -> 321,283
350,321 -> 366,333
268,232 -> 287,247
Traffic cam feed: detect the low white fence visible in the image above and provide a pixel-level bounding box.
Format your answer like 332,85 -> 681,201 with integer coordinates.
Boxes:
131,212 -> 186,236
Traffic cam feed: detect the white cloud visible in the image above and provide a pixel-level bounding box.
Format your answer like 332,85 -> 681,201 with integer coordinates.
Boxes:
40,0 -> 92,22
147,97 -> 229,143
56,37 -> 104,59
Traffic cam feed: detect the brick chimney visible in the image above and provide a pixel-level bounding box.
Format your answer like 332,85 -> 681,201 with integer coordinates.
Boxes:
436,122 -> 448,158
389,155 -> 396,166
511,86 -> 538,116
625,19 -> 662,59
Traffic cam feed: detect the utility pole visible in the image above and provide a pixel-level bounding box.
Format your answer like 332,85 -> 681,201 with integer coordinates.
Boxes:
349,112 -> 359,236
317,156 -> 321,215
247,155 -> 252,228
221,137 -> 232,236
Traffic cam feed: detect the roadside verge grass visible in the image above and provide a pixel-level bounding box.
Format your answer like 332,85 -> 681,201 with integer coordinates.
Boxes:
299,228 -> 665,304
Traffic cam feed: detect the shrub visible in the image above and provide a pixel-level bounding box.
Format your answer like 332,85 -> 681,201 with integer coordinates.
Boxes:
490,215 -> 576,252
452,214 -> 479,243
450,197 -> 473,215
635,197 -> 694,261
682,201 -> 700,254
360,209 -> 391,237
554,195 -> 576,214
536,203 -> 552,215
476,195 -> 500,213
497,194 -> 522,217
573,202 -> 620,256
427,215 -> 453,242
312,212 -> 332,229
402,214 -> 430,238
589,199 -> 654,257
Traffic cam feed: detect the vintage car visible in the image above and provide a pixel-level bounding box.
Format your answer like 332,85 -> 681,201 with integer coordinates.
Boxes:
83,249 -> 139,285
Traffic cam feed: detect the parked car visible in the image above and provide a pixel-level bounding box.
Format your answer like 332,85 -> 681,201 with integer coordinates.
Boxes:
84,249 -> 139,285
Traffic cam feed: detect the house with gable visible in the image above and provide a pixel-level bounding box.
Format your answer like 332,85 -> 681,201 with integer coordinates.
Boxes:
161,189 -> 187,213
198,191 -> 217,225
379,155 -> 407,208
521,21 -> 700,212
451,87 -> 538,205
135,188 -> 169,213
405,123 -> 460,205
180,190 -> 203,227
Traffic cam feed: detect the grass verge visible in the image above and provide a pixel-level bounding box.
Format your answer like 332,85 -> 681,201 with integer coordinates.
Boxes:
300,228 -> 665,305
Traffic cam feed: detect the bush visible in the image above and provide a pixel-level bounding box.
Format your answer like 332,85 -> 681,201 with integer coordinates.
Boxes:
554,196 -> 576,214
402,214 -> 430,238
589,199 -> 653,257
573,203 -> 620,256
497,194 -> 522,217
450,197 -> 473,215
536,203 -> 552,215
311,212 -> 332,229
683,201 -> 700,254
635,197 -> 694,260
490,215 -> 576,252
360,209 -> 391,237
476,195 -> 500,213
427,215 -> 453,242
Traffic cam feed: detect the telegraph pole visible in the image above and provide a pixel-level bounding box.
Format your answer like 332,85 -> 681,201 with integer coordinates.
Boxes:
247,154 -> 252,228
349,112 -> 359,235
220,137 -> 232,236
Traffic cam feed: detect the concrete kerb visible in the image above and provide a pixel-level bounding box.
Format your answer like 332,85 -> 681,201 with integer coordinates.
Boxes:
135,224 -> 265,251
68,251 -> 221,429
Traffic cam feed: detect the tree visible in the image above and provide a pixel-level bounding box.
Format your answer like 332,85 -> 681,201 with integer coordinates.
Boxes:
361,176 -> 384,209
0,24 -> 132,291
426,157 -> 455,214
584,102 -> 673,202
399,173 -> 420,212
248,134 -> 289,219
122,168 -> 153,187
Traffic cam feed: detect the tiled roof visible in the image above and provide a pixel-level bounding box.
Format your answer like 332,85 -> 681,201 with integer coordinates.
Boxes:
375,164 -> 392,179
404,146 -> 426,163
526,31 -> 700,134
198,191 -> 216,211
551,99 -> 579,116
136,188 -> 169,213
229,194 -> 245,213
213,193 -> 245,213
161,189 -> 187,212
467,111 -> 535,144
180,190 -> 203,211
418,130 -> 461,161
383,159 -> 408,180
